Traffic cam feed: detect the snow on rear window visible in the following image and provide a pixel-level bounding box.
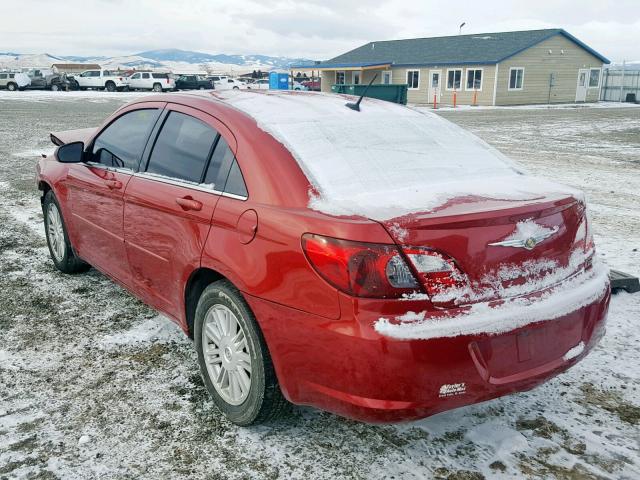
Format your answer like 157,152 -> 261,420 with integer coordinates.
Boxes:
217,92 -> 573,220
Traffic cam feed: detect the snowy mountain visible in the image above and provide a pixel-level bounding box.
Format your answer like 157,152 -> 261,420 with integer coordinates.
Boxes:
0,49 -> 315,74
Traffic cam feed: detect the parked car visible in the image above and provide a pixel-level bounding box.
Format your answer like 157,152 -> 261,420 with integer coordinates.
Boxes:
302,79 -> 321,91
37,91 -> 610,426
0,72 -> 30,91
71,69 -> 128,92
208,75 -> 229,84
292,81 -> 308,91
23,69 -> 74,91
175,75 -> 214,90
213,78 -> 244,90
246,79 -> 269,90
126,72 -> 175,92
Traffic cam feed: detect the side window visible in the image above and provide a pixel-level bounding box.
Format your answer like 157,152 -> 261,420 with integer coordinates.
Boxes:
146,111 -> 217,183
92,109 -> 161,170
142,73 -> 150,79
131,73 -> 140,79
0,74 -> 6,79
203,136 -> 235,190
224,160 -> 248,198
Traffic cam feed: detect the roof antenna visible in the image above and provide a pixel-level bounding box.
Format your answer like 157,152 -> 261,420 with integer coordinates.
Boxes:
345,74 -> 378,111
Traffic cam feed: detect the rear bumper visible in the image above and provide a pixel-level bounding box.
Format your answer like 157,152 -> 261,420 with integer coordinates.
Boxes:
246,265 -> 610,423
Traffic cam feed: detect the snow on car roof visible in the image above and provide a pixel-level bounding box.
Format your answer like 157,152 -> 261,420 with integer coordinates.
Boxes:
214,90 -> 578,220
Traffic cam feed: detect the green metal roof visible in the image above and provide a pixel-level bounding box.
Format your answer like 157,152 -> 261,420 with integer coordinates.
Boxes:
316,29 -> 609,68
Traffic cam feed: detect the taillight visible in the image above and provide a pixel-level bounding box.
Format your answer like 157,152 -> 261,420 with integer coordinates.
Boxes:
401,247 -> 468,301
301,234 -> 419,298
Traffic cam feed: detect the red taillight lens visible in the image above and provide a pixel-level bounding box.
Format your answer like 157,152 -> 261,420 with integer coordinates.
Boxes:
301,234 -> 419,298
401,247 -> 468,301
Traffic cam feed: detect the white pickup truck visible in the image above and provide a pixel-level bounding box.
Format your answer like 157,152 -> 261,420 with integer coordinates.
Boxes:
73,69 -> 128,92
126,72 -> 175,92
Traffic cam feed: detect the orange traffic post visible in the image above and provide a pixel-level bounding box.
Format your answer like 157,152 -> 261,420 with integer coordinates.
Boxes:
433,93 -> 437,109
453,90 -> 457,108
472,89 -> 478,106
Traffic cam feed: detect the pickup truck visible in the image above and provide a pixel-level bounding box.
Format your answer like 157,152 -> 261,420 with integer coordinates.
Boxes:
174,75 -> 214,90
126,72 -> 175,92
72,69 -> 128,92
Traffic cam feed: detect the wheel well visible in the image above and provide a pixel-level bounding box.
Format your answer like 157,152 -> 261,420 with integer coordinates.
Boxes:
184,267 -> 225,338
38,181 -> 52,205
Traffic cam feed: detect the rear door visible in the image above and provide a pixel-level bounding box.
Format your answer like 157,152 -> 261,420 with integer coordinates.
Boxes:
65,103 -> 164,286
123,104 -> 236,318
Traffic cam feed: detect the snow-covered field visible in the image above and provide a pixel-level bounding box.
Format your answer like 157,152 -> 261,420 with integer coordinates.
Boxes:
0,93 -> 639,479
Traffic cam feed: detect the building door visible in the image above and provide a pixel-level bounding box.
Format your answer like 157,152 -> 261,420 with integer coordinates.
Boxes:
429,70 -> 442,101
382,71 -> 392,84
576,69 -> 589,102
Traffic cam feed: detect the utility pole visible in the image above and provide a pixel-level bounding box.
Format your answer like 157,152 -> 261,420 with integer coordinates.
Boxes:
620,60 -> 626,102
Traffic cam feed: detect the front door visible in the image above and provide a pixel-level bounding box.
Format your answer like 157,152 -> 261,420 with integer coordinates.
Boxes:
123,104 -> 237,318
576,69 -> 589,102
66,104 -> 164,286
428,70 -> 442,101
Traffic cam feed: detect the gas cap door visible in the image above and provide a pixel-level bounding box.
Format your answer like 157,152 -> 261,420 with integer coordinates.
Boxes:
236,209 -> 258,244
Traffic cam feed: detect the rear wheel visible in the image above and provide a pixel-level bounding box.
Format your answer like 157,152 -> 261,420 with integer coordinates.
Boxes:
152,83 -> 162,92
194,280 -> 289,425
105,81 -> 116,92
43,191 -> 89,274
7,82 -> 17,91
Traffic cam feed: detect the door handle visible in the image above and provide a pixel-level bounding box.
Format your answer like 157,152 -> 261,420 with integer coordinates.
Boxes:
105,179 -> 123,189
176,197 -> 203,211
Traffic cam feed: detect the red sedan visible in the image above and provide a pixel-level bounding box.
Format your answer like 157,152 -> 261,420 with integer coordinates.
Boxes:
36,91 -> 610,425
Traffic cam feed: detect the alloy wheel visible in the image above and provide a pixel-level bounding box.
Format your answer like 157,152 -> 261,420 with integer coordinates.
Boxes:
202,304 -> 252,405
47,203 -> 66,261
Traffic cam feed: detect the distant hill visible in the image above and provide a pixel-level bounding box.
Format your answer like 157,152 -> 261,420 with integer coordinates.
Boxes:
136,49 -> 314,69
0,49 -> 315,74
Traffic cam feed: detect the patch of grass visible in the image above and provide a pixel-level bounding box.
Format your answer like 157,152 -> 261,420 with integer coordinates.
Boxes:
516,416 -> 564,439
579,383 -> 640,425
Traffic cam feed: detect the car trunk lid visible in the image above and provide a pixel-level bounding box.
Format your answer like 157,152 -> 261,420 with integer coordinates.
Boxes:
382,191 -> 587,305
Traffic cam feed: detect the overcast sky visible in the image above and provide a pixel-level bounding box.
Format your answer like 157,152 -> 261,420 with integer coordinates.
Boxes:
2,0 -> 638,62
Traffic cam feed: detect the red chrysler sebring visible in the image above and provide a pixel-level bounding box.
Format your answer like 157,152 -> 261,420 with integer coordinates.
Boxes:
36,91 -> 610,425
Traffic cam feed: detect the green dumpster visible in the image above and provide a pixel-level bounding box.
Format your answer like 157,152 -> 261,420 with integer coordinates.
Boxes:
331,83 -> 408,105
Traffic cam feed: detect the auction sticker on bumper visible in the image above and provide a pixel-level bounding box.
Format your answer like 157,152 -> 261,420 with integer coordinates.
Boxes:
439,383 -> 466,398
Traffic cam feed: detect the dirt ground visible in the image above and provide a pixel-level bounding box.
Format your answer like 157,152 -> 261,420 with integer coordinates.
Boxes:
1,92 -> 639,479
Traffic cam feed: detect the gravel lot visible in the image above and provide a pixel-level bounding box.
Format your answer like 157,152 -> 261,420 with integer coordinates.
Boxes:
1,92 -> 639,479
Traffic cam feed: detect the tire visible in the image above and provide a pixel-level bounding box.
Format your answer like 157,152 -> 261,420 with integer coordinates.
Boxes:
194,280 -> 289,425
7,82 -> 17,91
233,86 -> 239,90
105,81 -> 116,92
51,84 -> 59,92
152,83 -> 162,92
43,191 -> 89,274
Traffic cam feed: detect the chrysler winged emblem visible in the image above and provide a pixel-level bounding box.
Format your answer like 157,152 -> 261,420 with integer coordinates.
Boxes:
489,220 -> 559,250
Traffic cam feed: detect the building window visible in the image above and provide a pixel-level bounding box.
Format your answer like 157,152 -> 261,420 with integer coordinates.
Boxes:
446,69 -> 462,90
589,68 -> 601,88
335,71 -> 345,84
466,68 -> 482,90
406,70 -> 419,89
508,68 -> 524,90
353,71 -> 361,85
382,71 -> 392,84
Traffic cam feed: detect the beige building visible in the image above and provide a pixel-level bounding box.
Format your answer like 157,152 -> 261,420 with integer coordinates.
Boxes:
308,29 -> 609,106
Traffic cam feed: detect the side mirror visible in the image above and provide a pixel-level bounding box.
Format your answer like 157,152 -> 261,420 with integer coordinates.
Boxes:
56,141 -> 85,163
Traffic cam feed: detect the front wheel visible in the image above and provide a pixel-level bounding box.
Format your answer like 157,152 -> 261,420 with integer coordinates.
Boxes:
43,191 -> 89,274
194,280 -> 289,425
7,82 -> 17,91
